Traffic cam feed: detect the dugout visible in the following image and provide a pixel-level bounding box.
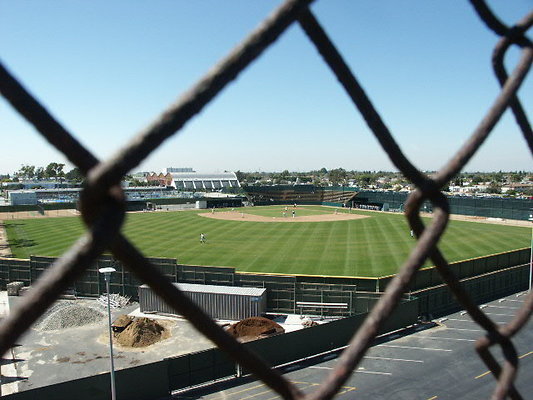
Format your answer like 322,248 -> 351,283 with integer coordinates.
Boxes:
204,197 -> 243,209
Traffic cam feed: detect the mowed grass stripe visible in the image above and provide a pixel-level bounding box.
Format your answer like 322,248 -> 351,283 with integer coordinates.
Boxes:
288,222 -> 321,274
283,222 -> 326,275
312,220 -> 344,276
4,206 -> 531,277
374,217 -> 403,270
343,220 -> 354,276
387,215 -> 415,254
6,217 -> 81,258
211,222 -> 254,265
359,217 -> 377,276
247,223 -> 297,273
203,219 -> 257,266
448,222 -> 505,258
229,222 -> 282,271
444,224 -> 487,259
274,221 -> 318,275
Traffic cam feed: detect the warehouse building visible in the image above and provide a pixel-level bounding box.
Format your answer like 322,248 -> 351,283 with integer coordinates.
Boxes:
139,283 -> 267,321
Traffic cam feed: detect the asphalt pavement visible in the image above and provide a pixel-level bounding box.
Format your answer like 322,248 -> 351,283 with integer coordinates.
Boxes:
178,291 -> 533,400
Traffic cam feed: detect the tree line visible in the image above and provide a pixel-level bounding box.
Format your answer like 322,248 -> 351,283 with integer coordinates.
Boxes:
8,163 -> 83,182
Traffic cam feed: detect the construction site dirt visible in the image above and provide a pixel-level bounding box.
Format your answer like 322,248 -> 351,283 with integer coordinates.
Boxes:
1,295 -> 215,394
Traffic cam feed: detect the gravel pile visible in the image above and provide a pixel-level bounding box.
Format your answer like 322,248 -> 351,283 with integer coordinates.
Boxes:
35,301 -> 106,331
96,293 -> 131,310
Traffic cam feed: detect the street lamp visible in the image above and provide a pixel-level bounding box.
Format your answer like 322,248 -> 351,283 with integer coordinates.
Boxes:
99,267 -> 116,400
528,209 -> 533,293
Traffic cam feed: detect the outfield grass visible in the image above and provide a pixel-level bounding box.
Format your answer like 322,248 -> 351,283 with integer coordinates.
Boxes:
3,206 -> 530,277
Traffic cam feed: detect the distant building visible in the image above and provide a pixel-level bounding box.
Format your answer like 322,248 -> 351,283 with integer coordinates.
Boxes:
130,172 -> 150,181
502,182 -> 533,193
165,167 -> 195,173
146,173 -> 172,186
8,190 -> 38,205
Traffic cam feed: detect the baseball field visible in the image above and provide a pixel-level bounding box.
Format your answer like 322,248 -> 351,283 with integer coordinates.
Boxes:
2,205 -> 530,277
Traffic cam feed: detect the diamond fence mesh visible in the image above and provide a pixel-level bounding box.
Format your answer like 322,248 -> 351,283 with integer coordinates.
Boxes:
0,1 -> 531,399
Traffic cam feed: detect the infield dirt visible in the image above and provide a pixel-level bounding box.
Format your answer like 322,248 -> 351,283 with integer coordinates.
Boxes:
200,210 -> 369,223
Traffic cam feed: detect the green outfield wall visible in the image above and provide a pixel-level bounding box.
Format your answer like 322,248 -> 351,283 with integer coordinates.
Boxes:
413,263 -> 529,318
355,190 -> 532,221
0,196 -> 243,214
0,202 -> 77,213
0,247 -> 529,317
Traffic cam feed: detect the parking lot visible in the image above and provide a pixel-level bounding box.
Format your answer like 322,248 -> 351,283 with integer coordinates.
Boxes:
180,291 -> 532,400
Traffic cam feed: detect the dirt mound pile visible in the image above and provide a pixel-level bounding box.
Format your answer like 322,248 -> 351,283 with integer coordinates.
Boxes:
227,317 -> 284,342
115,317 -> 168,348
112,314 -> 133,331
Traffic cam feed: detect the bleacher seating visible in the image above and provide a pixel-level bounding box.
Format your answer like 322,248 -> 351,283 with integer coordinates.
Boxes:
244,185 -> 358,206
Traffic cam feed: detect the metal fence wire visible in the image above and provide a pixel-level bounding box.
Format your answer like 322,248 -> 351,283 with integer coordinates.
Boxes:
0,0 -> 531,399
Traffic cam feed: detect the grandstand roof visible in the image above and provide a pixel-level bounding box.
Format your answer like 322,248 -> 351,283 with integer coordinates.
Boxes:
169,172 -> 238,180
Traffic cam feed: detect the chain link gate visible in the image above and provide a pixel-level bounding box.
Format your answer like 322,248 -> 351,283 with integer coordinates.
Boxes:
0,0 -> 531,399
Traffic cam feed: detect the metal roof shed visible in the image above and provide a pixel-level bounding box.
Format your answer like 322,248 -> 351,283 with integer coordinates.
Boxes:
139,283 -> 267,321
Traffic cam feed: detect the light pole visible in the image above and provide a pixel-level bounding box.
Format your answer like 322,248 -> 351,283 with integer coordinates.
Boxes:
528,208 -> 533,293
99,267 -> 116,400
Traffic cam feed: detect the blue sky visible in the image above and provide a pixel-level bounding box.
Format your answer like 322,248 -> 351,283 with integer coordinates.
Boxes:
1,0 -> 531,175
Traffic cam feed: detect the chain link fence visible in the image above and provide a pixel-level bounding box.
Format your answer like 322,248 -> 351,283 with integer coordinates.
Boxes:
1,0 -> 531,399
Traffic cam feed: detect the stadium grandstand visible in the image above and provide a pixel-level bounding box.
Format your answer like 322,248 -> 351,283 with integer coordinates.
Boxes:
243,185 -> 532,220
145,168 -> 241,190
157,172 -> 240,191
244,185 -> 358,206
4,187 -> 192,206
170,172 -> 240,190
2,168 -> 243,208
